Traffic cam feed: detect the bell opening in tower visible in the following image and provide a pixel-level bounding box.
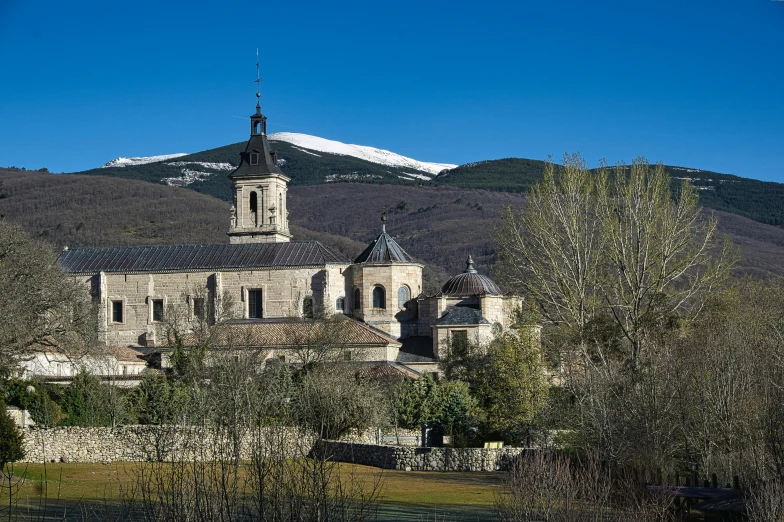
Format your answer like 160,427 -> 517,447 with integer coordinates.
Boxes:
250,191 -> 258,225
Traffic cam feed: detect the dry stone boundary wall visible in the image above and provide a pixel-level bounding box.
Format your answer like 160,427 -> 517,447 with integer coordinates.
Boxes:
20,426 -> 421,464
21,427 -> 519,471
317,440 -> 526,472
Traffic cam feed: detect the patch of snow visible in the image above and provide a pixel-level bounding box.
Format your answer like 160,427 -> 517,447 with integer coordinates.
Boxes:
402,172 -> 432,181
162,170 -> 213,187
671,167 -> 703,173
290,146 -> 322,157
325,173 -> 383,182
102,153 -> 188,168
270,132 -> 456,175
166,161 -> 235,171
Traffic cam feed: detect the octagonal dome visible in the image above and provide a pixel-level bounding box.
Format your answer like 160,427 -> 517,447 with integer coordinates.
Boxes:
440,256 -> 502,297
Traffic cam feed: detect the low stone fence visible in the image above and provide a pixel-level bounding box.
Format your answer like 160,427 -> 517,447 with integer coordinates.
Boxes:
317,440 -> 526,472
21,426 -> 311,464
20,426 -> 510,471
20,426 -> 422,464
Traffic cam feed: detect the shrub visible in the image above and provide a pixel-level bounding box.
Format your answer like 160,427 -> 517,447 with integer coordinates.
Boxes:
0,404 -> 24,469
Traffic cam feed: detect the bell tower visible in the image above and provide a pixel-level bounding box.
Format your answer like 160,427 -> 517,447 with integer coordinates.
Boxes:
227,53 -> 292,244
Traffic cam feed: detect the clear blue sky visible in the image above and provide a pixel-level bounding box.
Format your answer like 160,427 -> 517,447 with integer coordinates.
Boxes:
1,0 -> 783,182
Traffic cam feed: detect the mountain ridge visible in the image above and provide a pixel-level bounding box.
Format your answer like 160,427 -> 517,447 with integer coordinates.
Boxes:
70,133 -> 784,230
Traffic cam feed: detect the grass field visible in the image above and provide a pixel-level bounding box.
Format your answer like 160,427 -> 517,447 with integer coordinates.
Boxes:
2,462 -> 503,521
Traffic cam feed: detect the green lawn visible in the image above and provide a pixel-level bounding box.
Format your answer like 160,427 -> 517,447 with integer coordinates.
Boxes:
4,462 -> 502,520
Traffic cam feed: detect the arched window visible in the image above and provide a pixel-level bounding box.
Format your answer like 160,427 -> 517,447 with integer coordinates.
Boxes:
353,288 -> 361,311
250,191 -> 257,213
303,296 -> 313,319
336,296 -> 345,313
398,285 -> 410,308
372,286 -> 386,309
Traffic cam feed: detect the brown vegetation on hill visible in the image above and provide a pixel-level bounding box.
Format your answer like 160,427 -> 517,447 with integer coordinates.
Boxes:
2,169 -> 783,289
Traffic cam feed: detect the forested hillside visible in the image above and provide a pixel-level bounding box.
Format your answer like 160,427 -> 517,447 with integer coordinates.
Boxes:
435,160 -> 784,227
69,139 -> 784,231
2,169 -> 783,291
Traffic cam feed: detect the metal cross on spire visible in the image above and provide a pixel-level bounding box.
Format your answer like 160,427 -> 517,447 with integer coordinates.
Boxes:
254,48 -> 263,110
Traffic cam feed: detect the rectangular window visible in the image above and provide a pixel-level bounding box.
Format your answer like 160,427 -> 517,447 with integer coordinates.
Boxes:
250,152 -> 259,165
343,350 -> 352,362
112,300 -> 123,323
193,298 -> 205,320
248,289 -> 263,319
152,299 -> 164,322
451,330 -> 468,357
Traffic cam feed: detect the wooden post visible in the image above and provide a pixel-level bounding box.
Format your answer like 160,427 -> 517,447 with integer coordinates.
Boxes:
733,475 -> 740,490
691,470 -> 698,488
711,473 -> 717,488
656,468 -> 662,486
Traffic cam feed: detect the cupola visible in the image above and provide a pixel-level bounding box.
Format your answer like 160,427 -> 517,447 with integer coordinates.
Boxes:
439,256 -> 502,297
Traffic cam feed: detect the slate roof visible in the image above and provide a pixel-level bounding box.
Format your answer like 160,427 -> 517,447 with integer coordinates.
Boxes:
438,255 -> 503,297
179,317 -> 401,348
57,241 -> 348,274
354,232 -> 416,264
435,306 -> 490,326
228,133 -> 287,179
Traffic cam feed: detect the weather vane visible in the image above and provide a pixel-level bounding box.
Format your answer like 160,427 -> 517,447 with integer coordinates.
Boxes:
255,48 -> 263,106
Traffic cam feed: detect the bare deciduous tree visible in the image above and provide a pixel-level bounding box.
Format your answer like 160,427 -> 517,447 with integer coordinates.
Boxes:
0,221 -> 97,379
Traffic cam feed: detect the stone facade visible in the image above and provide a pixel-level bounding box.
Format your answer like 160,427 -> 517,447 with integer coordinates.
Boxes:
345,263 -> 423,338
82,266 -> 348,347
229,174 -> 291,243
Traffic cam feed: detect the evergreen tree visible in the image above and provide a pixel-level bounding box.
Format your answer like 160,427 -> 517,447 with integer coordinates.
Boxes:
0,404 -> 24,469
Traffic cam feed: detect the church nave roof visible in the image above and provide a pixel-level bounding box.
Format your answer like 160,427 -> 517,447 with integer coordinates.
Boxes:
58,241 -> 348,274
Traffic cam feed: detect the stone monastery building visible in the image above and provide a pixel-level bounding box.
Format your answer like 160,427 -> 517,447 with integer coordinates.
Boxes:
55,91 -> 522,377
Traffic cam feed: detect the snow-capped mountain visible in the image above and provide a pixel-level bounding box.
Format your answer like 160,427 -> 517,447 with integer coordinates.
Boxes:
268,133 -> 456,175
101,153 -> 189,168
99,133 -> 455,175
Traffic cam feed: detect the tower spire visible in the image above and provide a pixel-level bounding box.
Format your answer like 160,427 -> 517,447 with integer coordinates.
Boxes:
254,48 -> 262,114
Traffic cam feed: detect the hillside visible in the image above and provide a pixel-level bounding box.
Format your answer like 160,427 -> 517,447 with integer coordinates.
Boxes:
69,135 -> 784,231
436,160 -> 784,228
70,134 -> 447,203
2,169 -> 783,291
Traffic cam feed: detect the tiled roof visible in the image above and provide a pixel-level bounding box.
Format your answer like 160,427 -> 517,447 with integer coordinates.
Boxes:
179,317 -> 400,348
106,346 -> 147,363
435,306 -> 490,326
57,241 -> 348,274
355,362 -> 421,380
354,232 -> 416,264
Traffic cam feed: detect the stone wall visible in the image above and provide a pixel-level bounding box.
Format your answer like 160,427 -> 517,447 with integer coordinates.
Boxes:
21,425 -> 310,464
317,440 -> 526,472
19,426 -> 422,464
